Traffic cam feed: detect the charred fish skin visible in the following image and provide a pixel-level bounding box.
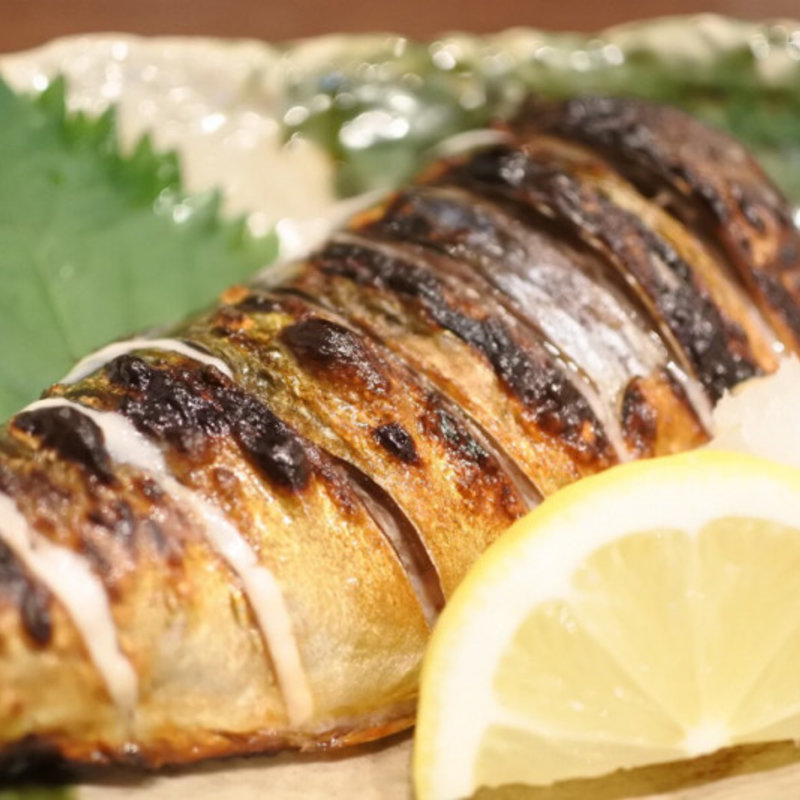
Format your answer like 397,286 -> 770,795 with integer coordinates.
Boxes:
514,135 -> 783,377
346,185 -> 707,457
436,144 -> 763,401
0,96 -> 799,768
291,236 -> 621,491
0,357 -> 431,765
518,95 -> 800,354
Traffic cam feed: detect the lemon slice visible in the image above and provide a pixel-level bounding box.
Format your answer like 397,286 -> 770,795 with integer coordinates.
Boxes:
413,450 -> 800,800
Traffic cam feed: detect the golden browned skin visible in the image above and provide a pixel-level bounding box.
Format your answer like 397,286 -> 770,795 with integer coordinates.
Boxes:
0,96 -> 797,771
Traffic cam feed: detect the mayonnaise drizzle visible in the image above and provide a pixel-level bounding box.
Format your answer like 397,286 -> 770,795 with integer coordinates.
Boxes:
23,398 -> 314,725
0,491 -> 138,712
60,338 -> 233,385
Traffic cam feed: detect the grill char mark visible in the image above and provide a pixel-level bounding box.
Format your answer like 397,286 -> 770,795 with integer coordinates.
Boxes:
363,186 -> 645,362
440,145 -> 759,400
281,318 -> 390,396
40,352 -> 438,715
85,500 -> 136,549
620,378 -> 659,457
0,540 -> 52,647
186,292 -> 529,594
106,355 -> 312,493
364,197 -> 604,397
313,239 -> 614,463
372,423 -> 420,465
282,188 -> 708,461
259,286 -> 544,507
521,94 -> 800,352
280,253 -> 613,492
98,349 -> 447,623
343,184 -> 685,383
359,187 -> 670,456
432,139 -> 778,375
0,428 -> 189,577
227,289 -> 534,498
13,407 -> 116,486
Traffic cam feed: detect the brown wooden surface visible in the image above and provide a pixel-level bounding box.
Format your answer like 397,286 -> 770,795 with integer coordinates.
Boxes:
1,0 -> 800,54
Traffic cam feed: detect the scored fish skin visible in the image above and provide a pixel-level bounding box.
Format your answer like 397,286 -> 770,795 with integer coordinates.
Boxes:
0,96 -> 797,769
519,95 -> 800,355
438,144 -> 765,401
517,134 -> 783,378
343,184 -> 706,457
179,293 -> 528,599
288,235 -> 620,493
0,358 -> 429,765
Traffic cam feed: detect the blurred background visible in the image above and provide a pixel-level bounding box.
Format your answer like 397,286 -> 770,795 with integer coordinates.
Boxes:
1,0 -> 799,52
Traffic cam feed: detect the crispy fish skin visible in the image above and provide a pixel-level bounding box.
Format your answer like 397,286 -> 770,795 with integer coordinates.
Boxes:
346,184 -> 706,457
519,95 -> 800,354
0,97 -> 797,769
288,236 -> 619,493
181,293 -> 529,597
437,145 -> 763,401
0,360 -> 430,765
517,134 -> 782,377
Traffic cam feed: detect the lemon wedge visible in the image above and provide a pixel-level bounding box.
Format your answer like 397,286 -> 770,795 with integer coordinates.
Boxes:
413,450 -> 800,800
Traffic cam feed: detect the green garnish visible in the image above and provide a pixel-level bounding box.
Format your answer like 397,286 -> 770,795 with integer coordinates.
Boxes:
282,28 -> 800,200
0,790 -> 74,800
0,76 -> 277,420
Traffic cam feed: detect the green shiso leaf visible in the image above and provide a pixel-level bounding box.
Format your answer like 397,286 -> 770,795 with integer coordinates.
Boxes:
0,76 -> 278,420
0,790 -> 74,800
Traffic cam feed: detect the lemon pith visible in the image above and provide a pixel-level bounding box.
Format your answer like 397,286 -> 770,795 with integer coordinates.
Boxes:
414,451 -> 800,800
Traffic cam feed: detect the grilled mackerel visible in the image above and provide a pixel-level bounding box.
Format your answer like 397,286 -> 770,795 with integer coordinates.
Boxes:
0,96 -> 798,768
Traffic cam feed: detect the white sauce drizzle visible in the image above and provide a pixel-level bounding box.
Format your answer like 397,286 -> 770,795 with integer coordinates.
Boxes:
23,398 -> 314,725
60,338 -> 233,385
0,491 -> 138,712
